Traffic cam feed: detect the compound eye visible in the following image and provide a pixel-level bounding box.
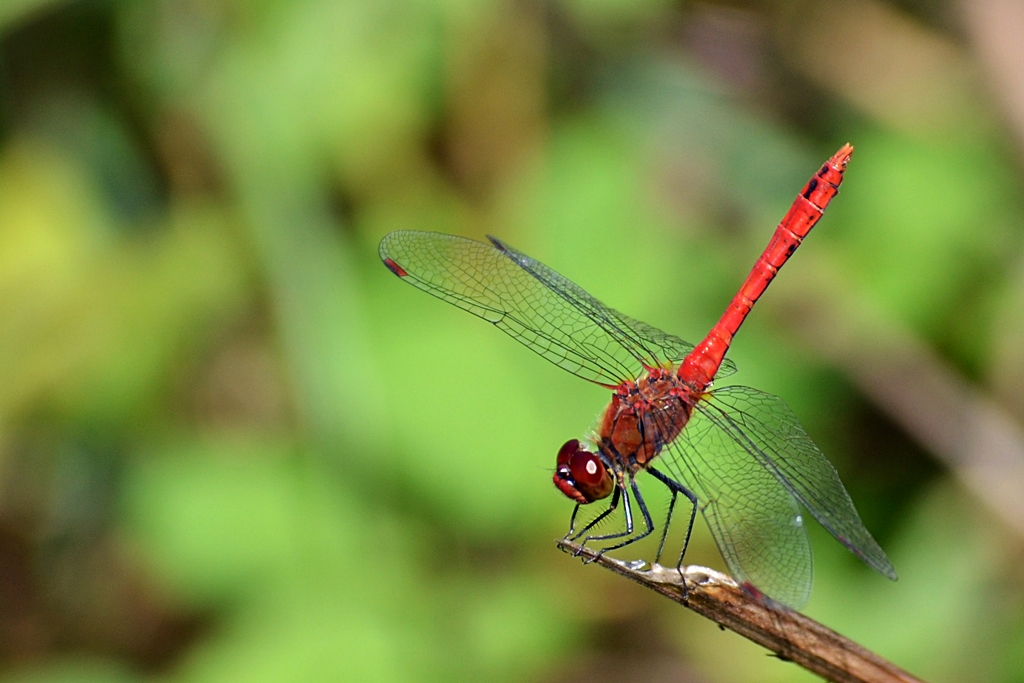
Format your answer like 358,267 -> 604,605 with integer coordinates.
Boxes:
569,448 -> 614,502
553,440 -> 613,503
569,450 -> 606,489
556,439 -> 581,467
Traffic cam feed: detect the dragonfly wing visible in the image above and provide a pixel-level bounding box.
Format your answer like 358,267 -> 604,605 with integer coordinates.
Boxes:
652,406 -> 813,609
490,237 -> 737,379
381,231 -> 734,385
697,386 -> 897,581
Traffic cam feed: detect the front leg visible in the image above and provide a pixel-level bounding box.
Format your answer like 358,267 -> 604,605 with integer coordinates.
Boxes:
586,477 -> 656,560
568,485 -> 621,550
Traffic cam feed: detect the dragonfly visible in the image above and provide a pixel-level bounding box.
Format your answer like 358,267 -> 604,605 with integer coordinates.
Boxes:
379,144 -> 896,609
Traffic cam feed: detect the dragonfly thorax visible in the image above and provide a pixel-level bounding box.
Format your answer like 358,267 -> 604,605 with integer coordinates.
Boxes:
600,369 -> 697,472
552,370 -> 698,505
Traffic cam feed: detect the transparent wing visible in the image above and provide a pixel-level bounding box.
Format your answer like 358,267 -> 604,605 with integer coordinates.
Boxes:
696,386 -> 897,581
380,231 -> 736,386
650,404 -> 814,609
491,238 -> 737,380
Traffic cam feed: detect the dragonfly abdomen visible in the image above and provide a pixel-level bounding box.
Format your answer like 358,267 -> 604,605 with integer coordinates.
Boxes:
677,144 -> 853,389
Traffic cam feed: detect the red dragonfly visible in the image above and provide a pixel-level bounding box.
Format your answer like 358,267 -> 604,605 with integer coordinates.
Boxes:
380,144 -> 896,609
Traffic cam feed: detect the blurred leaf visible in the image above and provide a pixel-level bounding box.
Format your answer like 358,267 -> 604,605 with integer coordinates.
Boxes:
123,437 -> 306,601
0,139 -> 248,425
0,0 -> 63,35
125,434 -> 575,683
0,659 -> 138,683
834,135 -> 1015,335
562,0 -> 674,28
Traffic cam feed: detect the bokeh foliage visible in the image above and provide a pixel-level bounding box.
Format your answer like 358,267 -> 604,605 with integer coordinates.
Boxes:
0,1 -> 1022,682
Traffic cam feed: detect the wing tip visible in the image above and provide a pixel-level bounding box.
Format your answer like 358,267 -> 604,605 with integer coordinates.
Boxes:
879,561 -> 899,582
846,537 -> 898,581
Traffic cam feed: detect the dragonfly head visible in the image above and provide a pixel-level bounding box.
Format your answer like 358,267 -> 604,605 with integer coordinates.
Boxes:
553,439 -> 614,504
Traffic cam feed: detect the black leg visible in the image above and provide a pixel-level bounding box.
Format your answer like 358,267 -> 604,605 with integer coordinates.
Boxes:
588,477 -> 656,557
570,485 -> 620,543
647,466 -> 698,571
566,503 -> 581,538
654,488 -> 677,565
581,482 -> 635,546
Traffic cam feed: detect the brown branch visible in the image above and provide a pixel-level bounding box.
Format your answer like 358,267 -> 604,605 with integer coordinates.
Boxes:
557,539 -> 925,683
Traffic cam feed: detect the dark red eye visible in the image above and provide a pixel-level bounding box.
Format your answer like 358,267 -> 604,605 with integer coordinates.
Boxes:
557,439 -> 581,467
570,450 -> 606,488
553,439 -> 613,503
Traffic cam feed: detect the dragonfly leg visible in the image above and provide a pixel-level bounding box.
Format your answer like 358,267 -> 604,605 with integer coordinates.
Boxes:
569,485 -> 621,549
647,466 -> 698,576
585,478 -> 658,561
653,488 -> 677,565
566,503 -> 582,537
581,483 -> 633,544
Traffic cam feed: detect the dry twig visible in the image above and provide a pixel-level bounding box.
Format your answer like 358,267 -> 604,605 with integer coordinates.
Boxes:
557,539 -> 924,683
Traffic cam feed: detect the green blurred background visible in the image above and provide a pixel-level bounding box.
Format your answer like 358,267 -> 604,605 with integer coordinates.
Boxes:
0,0 -> 1022,681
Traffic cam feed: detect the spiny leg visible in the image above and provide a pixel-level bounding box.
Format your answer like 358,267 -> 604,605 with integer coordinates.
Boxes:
647,466 -> 698,573
579,481 -> 637,559
569,485 -> 620,545
587,477 -> 657,559
654,488 -> 677,565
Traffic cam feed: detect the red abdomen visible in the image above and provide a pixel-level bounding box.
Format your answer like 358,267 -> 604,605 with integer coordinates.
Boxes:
677,144 -> 852,389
